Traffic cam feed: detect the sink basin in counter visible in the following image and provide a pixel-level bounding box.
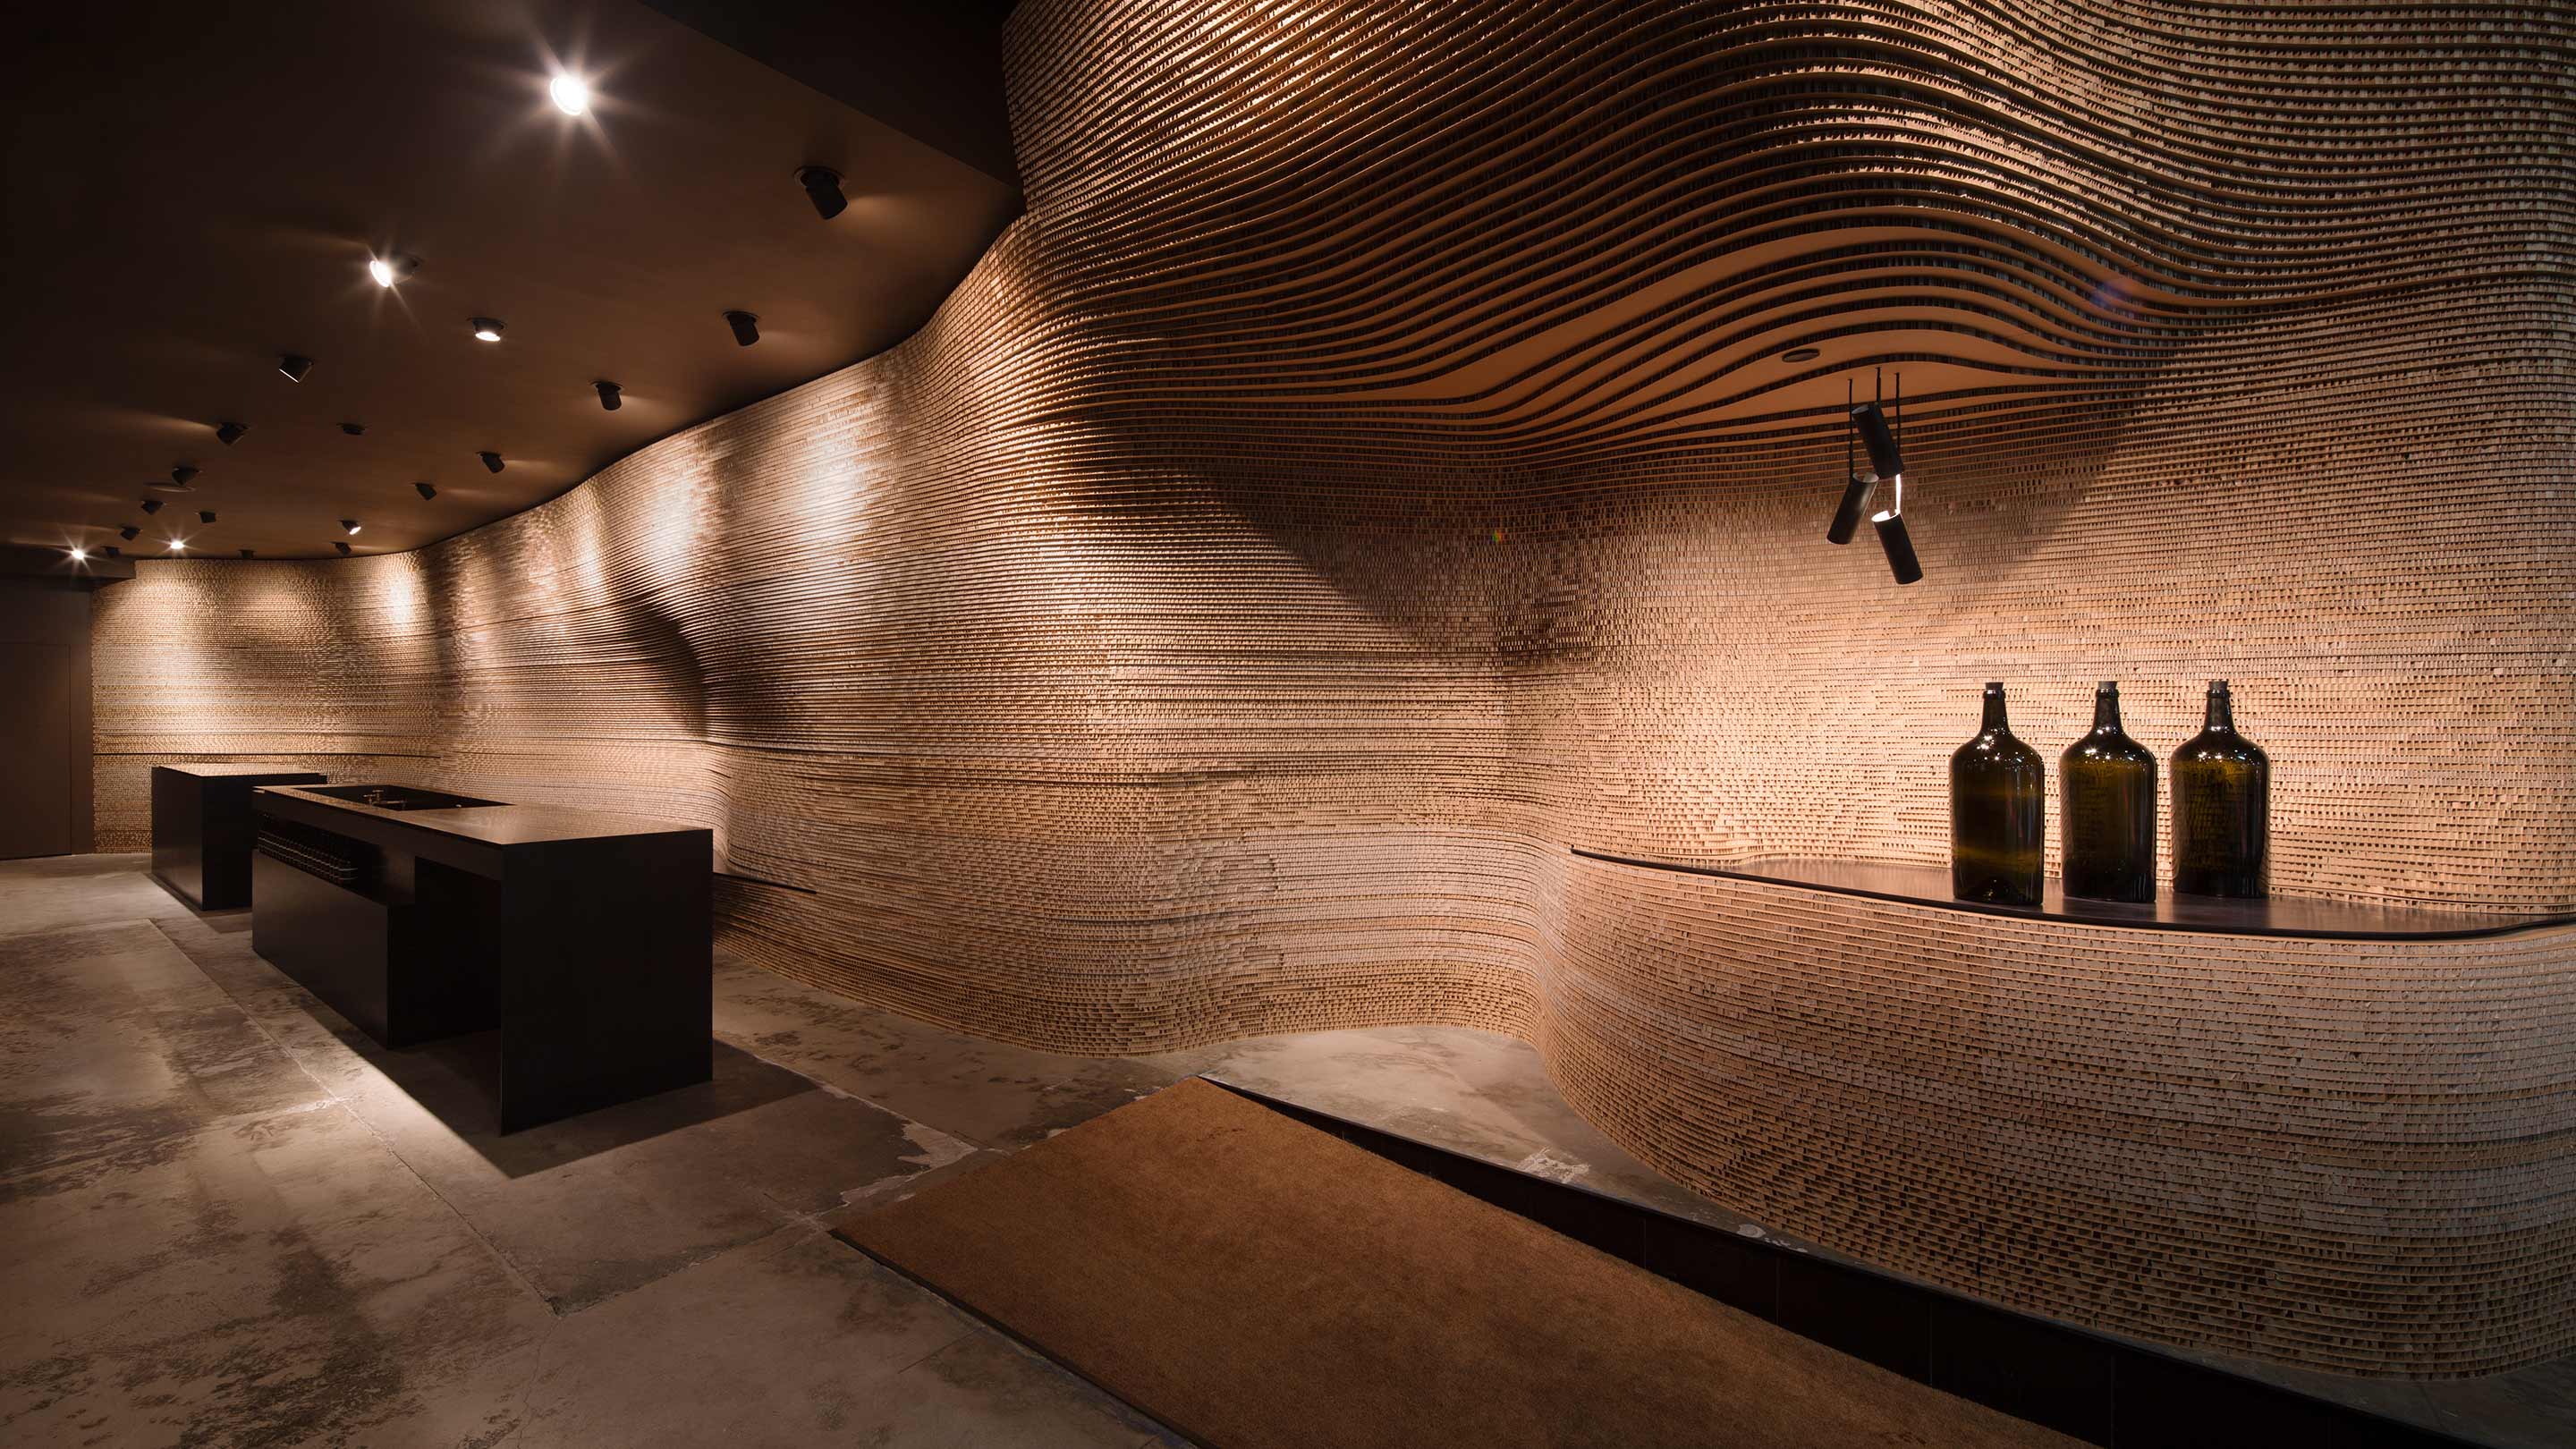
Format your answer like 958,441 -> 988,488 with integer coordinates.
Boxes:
303,784 -> 504,811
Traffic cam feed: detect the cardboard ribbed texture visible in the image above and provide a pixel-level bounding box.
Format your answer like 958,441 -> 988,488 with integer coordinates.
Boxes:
87,1 -> 2575,1374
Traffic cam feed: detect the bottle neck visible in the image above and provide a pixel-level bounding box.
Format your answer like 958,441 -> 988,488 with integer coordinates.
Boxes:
1981,691 -> 2009,733
2204,691 -> 2234,732
2092,690 -> 2122,731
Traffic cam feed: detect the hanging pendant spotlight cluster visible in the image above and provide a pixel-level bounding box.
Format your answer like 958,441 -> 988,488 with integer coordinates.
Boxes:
1824,369 -> 1922,585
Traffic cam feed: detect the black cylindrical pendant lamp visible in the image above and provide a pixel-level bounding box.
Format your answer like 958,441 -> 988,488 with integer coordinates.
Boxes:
1826,473 -> 1874,545
1874,509 -> 1923,585
1851,401 -> 1902,481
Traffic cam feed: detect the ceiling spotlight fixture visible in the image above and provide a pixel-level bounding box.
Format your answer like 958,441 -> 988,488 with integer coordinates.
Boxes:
335,540 -> 353,556
548,73 -> 590,116
479,450 -> 504,473
199,510 -> 218,524
169,538 -> 187,552
240,548 -> 257,559
119,525 -> 140,541
216,420 -> 249,445
724,309 -> 759,347
415,481 -> 437,500
796,165 -> 847,221
342,422 -> 367,436
141,498 -> 164,514
171,465 -> 199,487
368,253 -> 420,289
470,317 -> 506,343
104,545 -> 123,558
340,519 -> 362,535
278,353 -> 314,382
68,546 -> 88,563
594,379 -> 623,411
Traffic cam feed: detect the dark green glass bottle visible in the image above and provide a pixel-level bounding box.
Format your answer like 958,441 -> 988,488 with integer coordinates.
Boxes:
1951,682 -> 2045,906
2171,679 -> 2269,898
2059,681 -> 2157,902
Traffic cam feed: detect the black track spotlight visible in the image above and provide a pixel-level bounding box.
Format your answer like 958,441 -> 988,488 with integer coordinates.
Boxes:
724,309 -> 759,347
470,317 -> 506,343
340,519 -> 361,536
216,420 -> 249,445
796,165 -> 848,221
414,481 -> 437,501
594,379 -> 623,411
342,422 -> 367,436
199,510 -> 217,524
335,540 -> 352,556
479,450 -> 504,473
119,525 -> 140,541
140,498 -> 163,515
170,465 -> 199,487
278,353 -> 314,382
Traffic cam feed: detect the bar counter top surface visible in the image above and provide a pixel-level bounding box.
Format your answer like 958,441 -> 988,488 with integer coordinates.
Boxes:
155,762 -> 335,779
252,784 -> 705,849
1572,847 -> 2575,941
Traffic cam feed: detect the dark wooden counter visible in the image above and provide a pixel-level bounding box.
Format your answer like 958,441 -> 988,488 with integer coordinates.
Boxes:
1570,849 -> 2574,941
250,784 -> 713,1131
149,763 -> 329,908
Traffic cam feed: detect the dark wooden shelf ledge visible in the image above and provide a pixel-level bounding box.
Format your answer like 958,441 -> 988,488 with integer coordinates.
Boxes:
1569,849 -> 2574,942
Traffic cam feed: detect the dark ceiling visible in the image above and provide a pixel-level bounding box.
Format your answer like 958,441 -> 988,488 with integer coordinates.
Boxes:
0,0 -> 1021,562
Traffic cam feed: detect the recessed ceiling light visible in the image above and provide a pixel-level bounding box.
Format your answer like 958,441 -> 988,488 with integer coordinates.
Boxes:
169,538 -> 186,552
171,465 -> 198,487
240,548 -> 256,559
68,546 -> 88,563
278,353 -> 314,382
548,73 -> 590,116
724,309 -> 759,347
415,481 -> 437,500
199,510 -> 217,524
216,420 -> 249,445
368,253 -> 419,288
342,422 -> 367,436
594,380 -> 623,411
119,525 -> 140,540
796,166 -> 847,221
340,519 -> 361,535
104,545 -> 122,558
479,451 -> 504,473
470,317 -> 505,343
140,498 -> 164,514
335,540 -> 353,556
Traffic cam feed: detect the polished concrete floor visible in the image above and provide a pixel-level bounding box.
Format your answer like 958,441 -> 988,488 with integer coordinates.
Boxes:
3,854 -> 2569,1447
0,853 -> 1717,1449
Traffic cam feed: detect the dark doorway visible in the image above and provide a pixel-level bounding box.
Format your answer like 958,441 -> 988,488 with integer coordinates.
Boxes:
0,579 -> 92,858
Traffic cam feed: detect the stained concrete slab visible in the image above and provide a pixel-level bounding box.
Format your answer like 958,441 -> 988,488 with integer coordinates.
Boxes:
0,851 -> 206,936
472,1224 -> 1171,1449
0,1097 -> 554,1447
716,963 -> 1203,1152
2,859 -> 1183,1449
0,917 -> 325,1188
